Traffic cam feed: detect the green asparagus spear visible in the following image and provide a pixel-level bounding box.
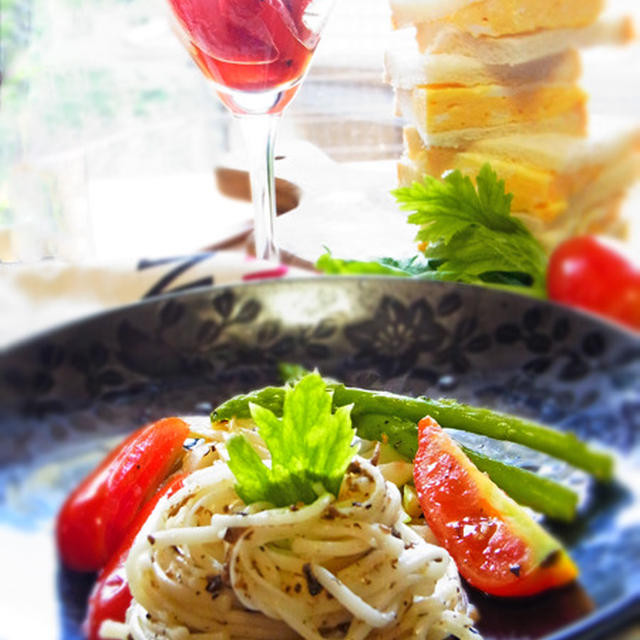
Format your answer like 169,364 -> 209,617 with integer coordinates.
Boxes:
353,413 -> 578,521
212,383 -> 614,481
331,387 -> 614,481
461,447 -> 578,522
351,413 -> 418,460
213,386 -> 284,421
423,398 -> 613,481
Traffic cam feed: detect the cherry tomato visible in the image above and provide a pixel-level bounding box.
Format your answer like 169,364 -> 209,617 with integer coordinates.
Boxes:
84,474 -> 186,640
413,417 -> 578,597
56,417 -> 190,571
548,235 -> 640,331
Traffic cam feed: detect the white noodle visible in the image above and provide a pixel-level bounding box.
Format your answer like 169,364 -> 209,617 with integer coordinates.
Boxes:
311,564 -> 397,628
100,421 -> 481,640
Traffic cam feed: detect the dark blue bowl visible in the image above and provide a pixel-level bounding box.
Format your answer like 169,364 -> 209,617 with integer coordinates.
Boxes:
1,278 -> 638,639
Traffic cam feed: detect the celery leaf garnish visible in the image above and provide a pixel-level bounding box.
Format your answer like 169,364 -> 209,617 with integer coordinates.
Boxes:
227,373 -> 356,507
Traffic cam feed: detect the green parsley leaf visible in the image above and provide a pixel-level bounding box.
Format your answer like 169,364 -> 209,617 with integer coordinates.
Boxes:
394,164 -> 548,293
316,164 -> 548,297
277,362 -> 312,385
226,373 -> 357,508
316,251 -> 438,278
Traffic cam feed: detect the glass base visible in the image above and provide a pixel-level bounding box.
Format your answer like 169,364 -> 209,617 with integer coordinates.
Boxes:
213,80 -> 303,116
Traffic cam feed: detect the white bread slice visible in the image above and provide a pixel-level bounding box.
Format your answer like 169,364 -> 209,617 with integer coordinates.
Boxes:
400,128 -> 578,220
568,146 -> 639,216
391,0 -> 604,37
390,0 -> 477,25
398,145 -> 573,222
517,151 -> 636,249
467,118 -> 640,173
398,119 -> 639,251
575,199 -> 629,241
514,194 -> 628,252
395,85 -> 587,146
385,35 -> 582,90
399,152 -> 632,250
415,14 -> 635,65
399,118 -> 639,201
400,152 -> 636,251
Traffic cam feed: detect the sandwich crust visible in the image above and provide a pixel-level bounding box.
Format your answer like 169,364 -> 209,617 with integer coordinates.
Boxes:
399,0 -> 604,37
415,15 -> 635,65
385,42 -> 582,90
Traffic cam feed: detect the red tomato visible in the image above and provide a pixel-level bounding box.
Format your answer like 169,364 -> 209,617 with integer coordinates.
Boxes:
56,417 -> 190,571
548,235 -> 640,331
413,417 -> 578,597
84,474 -> 186,640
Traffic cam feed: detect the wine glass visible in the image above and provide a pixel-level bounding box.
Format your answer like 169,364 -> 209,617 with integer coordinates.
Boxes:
166,0 -> 337,260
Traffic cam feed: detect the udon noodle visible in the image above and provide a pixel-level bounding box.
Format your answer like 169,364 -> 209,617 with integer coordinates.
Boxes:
100,419 -> 481,640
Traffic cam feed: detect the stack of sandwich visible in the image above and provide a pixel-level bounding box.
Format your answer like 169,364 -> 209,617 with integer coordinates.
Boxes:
385,0 -> 638,251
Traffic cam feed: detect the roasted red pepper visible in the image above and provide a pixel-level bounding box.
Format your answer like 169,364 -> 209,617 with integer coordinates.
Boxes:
413,416 -> 578,597
83,473 -> 186,640
56,417 -> 190,571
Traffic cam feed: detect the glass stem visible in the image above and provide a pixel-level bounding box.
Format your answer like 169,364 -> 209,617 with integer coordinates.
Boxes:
235,113 -> 280,262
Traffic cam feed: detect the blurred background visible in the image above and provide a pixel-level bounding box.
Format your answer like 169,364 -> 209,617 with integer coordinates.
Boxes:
0,0 -> 638,261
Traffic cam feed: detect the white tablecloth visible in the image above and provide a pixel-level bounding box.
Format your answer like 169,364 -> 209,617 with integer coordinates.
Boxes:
0,251 -> 310,347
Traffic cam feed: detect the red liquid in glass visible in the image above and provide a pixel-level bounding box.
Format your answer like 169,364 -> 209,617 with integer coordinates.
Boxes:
168,0 -> 316,97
